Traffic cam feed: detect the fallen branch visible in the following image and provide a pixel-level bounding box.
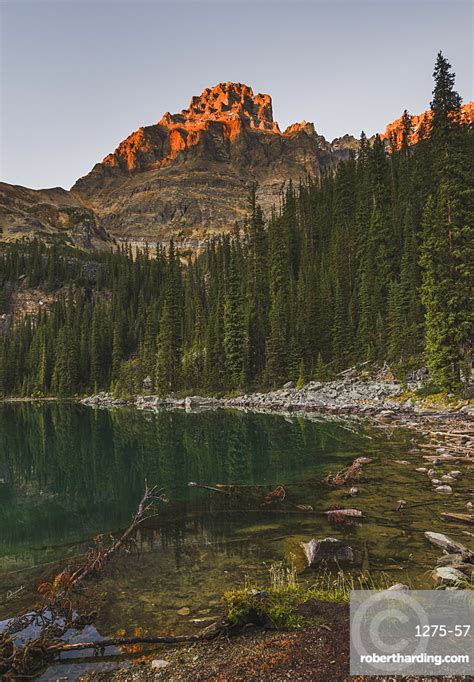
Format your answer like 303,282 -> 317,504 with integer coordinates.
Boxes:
440,513 -> 474,525
47,617 -> 230,656
188,482 -> 230,494
71,481 -> 166,586
0,482 -> 167,678
49,632 -> 201,654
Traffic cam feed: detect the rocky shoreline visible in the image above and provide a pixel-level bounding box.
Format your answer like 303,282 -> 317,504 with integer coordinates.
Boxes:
80,373 -> 474,423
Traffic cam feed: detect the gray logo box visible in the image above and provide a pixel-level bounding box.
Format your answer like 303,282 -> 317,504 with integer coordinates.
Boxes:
350,590 -> 474,676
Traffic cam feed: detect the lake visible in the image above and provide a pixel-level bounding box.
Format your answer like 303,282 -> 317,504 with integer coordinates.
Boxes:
0,402 -> 469,677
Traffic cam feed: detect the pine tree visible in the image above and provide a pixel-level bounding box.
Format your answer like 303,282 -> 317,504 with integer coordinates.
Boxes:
155,241 -> 183,394
223,242 -> 246,388
420,52 -> 473,387
246,189 -> 268,383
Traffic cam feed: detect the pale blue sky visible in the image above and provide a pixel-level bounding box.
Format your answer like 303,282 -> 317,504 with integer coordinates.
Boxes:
1,0 -> 472,190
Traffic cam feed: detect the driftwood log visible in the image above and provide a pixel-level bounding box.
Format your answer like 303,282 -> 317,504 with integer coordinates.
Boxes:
440,512 -> 474,525
47,618 -> 229,655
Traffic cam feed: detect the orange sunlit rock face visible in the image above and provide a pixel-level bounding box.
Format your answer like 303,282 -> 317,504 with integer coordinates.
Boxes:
101,81 -> 474,173
283,121 -> 316,137
381,102 -> 474,149
71,83 -> 473,244
102,83 -> 293,172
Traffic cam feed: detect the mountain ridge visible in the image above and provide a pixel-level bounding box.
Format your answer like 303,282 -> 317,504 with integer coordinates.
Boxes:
2,83 -> 473,246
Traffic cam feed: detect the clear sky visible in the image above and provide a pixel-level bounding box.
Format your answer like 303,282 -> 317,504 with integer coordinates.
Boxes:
1,0 -> 472,190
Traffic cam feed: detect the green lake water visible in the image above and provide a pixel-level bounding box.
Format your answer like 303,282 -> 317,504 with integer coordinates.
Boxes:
0,402 -> 472,677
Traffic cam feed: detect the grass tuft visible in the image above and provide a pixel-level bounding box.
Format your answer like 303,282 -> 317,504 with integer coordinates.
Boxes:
223,562 -> 401,630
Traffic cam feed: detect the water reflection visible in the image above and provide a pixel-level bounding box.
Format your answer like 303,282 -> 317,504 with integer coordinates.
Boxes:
1,402 -> 469,656
0,403 -> 367,562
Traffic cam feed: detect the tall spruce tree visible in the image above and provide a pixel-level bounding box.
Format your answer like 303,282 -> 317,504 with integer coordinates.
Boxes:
420,52 -> 473,387
155,241 -> 183,394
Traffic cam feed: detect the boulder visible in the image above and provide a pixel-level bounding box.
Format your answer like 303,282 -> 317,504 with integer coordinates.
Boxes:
353,457 -> 373,465
432,566 -> 466,584
436,553 -> 463,567
386,583 -> 410,591
300,537 -> 354,567
433,485 -> 452,493
184,395 -> 216,408
424,532 -> 472,560
305,381 -> 323,392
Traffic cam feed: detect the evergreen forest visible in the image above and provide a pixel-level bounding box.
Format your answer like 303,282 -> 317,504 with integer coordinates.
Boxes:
0,54 -> 472,397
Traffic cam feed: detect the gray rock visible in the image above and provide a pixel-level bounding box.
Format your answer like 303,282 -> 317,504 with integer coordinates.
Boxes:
300,537 -> 354,566
386,583 -> 410,591
436,553 -> 464,567
424,532 -> 472,559
184,395 -> 216,409
249,589 -> 268,597
432,566 -> 466,584
434,485 -> 452,493
150,660 -> 170,670
353,457 -> 373,465
304,381 -> 323,392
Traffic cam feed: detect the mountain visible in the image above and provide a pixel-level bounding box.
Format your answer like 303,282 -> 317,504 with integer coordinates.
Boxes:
381,101 -> 474,147
2,83 -> 473,247
0,183 -> 111,248
71,83 -> 353,244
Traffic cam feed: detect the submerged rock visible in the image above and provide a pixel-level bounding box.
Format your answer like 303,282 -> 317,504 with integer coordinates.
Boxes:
300,537 -> 353,567
436,553 -> 465,567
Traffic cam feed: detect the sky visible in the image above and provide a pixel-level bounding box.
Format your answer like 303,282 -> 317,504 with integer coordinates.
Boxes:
1,0 -> 472,190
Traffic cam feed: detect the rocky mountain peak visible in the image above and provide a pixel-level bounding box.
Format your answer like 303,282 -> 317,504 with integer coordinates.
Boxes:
381,101 -> 474,148
68,85 -> 474,246
283,121 -> 316,137
98,82 -> 282,174
171,82 -> 280,133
